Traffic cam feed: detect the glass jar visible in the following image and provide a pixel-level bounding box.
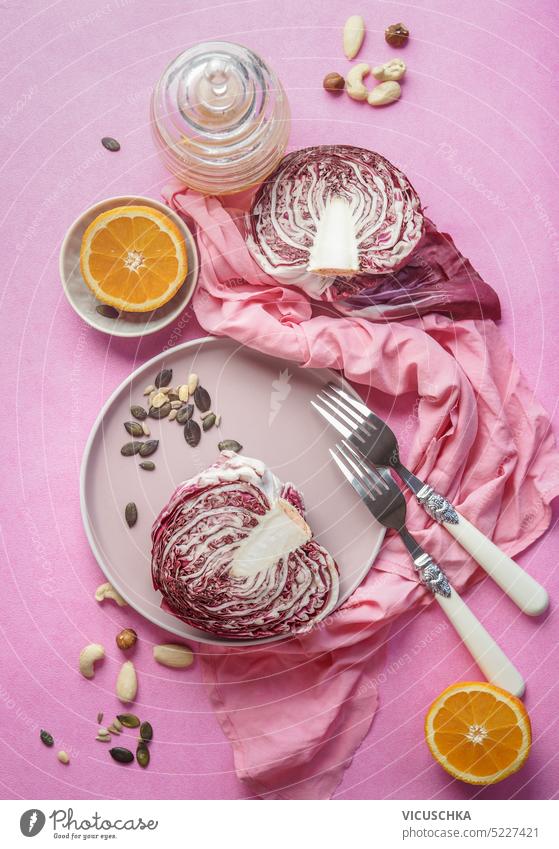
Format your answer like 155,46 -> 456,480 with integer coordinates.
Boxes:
151,42 -> 290,196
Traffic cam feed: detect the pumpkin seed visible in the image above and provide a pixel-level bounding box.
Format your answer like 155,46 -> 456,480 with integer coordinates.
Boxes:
149,402 -> 171,419
139,721 -> 153,742
117,713 -> 141,728
155,368 -> 172,388
184,419 -> 201,447
131,405 -> 147,421
139,439 -> 159,457
143,384 -> 155,396
101,136 -> 120,152
125,502 -> 138,527
202,413 -> 216,431
40,729 -> 54,747
109,746 -> 134,764
124,421 -> 144,437
139,461 -> 155,471
96,304 -> 119,319
121,441 -> 142,456
167,392 -> 180,402
193,386 -> 211,412
176,404 -> 193,424
218,440 -> 242,453
136,743 -> 150,768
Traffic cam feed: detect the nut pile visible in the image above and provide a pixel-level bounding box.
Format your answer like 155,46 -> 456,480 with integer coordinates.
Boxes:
323,16 -> 410,107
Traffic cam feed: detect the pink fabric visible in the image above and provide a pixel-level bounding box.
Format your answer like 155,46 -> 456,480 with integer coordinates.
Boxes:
163,184 -> 559,799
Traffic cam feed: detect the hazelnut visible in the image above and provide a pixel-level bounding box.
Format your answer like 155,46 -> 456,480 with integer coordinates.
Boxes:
385,22 -> 410,48
116,628 -> 137,651
323,72 -> 345,93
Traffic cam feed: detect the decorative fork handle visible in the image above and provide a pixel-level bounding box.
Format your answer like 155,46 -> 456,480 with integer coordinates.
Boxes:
413,482 -> 549,617
412,551 -> 525,697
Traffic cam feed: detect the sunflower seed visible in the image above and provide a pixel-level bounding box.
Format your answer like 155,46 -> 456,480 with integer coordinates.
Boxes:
170,400 -> 182,409
125,502 -> 138,527
218,440 -> 242,453
187,373 -> 198,395
139,721 -> 153,742
116,713 -> 141,728
139,461 -> 155,471
107,724 -> 121,735
168,409 -> 177,422
143,384 -> 155,396
215,414 -> 221,427
193,386 -> 211,412
136,743 -> 150,768
98,727 -> 111,737
139,439 -> 159,457
184,419 -> 201,447
131,405 -> 147,421
149,402 -> 171,419
200,410 -> 214,420
141,422 -> 151,436
178,384 -> 189,402
121,442 -> 142,456
176,404 -> 193,424
124,421 -> 144,437
40,730 -> 54,747
96,735 -> 111,742
97,712 -> 104,724
151,392 -> 168,409
101,136 -> 120,152
96,304 -> 119,319
113,718 -> 123,731
202,413 -> 216,431
155,368 -> 172,388
109,747 -> 134,764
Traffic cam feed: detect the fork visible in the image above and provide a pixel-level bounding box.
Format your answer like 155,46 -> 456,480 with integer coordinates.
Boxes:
313,384 -> 549,617
331,441 -> 525,696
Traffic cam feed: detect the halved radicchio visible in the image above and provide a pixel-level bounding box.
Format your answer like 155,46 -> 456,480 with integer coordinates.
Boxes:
246,145 -> 424,297
151,452 -> 340,640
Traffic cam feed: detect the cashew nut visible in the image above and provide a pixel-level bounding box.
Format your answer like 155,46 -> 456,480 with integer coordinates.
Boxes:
79,643 -> 105,679
346,63 -> 370,101
153,643 -> 194,669
368,81 -> 402,107
343,15 -> 365,60
116,660 -> 137,703
95,582 -> 127,607
372,58 -> 406,82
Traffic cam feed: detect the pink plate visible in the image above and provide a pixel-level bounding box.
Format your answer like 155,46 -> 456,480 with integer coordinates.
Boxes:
80,337 -> 385,646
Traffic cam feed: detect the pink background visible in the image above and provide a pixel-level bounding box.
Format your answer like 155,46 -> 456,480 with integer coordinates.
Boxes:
1,0 -> 559,800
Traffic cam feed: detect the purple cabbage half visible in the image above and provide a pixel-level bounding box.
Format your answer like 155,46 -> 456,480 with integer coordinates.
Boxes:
246,144 -> 425,298
151,452 -> 339,640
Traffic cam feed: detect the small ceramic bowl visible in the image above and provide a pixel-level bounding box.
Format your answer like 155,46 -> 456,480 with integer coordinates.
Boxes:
59,195 -> 199,338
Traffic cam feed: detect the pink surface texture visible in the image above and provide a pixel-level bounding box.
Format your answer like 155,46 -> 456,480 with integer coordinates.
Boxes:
1,0 -> 559,801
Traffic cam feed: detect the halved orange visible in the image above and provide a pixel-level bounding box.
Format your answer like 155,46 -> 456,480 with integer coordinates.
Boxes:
80,205 -> 187,312
425,682 -> 531,785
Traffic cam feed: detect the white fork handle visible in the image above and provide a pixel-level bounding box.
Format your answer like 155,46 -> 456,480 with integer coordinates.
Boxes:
436,585 -> 525,697
444,511 -> 549,617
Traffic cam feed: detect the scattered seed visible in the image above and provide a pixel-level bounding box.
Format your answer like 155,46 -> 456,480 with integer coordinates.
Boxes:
143,384 -> 155,396
109,747 -> 134,764
101,136 -> 120,152
155,368 -> 172,388
139,721 -> 153,742
117,713 -> 141,728
96,735 -> 111,742
124,421 -> 144,437
176,404 -> 193,424
139,461 -> 155,471
184,419 -> 201,447
215,414 -> 221,427
149,402 -> 171,419
96,304 -> 119,319
168,409 -> 177,422
141,422 -> 151,436
113,718 -> 123,732
218,439 -> 242,453
139,439 -> 159,458
136,743 -> 150,768
193,386 -> 211,412
130,405 -> 147,421
125,502 -> 138,527
187,373 -> 198,395
202,412 -> 216,431
40,730 -> 54,747
97,712 -> 104,725
121,442 -> 142,456
178,385 -> 189,402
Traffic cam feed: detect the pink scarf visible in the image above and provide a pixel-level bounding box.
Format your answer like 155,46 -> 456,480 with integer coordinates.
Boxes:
163,183 -> 559,799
